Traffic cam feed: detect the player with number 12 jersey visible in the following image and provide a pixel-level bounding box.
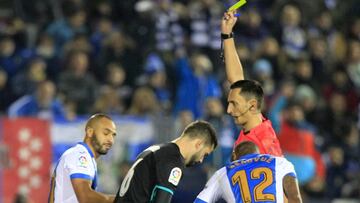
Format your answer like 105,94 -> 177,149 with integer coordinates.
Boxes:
195,153 -> 297,203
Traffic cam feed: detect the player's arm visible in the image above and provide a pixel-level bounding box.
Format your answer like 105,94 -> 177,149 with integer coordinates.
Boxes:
151,186 -> 173,203
194,168 -> 224,203
71,178 -> 114,203
151,168 -> 179,203
221,11 -> 244,84
153,151 -> 184,203
283,175 -> 303,203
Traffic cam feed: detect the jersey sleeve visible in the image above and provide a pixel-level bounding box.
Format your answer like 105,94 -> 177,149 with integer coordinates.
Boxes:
65,150 -> 94,181
155,151 -> 184,193
194,167 -> 226,203
276,157 -> 297,178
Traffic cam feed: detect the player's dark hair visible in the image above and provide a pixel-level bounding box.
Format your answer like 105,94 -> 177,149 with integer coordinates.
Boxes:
230,80 -> 264,109
233,141 -> 259,160
183,120 -> 217,149
85,113 -> 113,130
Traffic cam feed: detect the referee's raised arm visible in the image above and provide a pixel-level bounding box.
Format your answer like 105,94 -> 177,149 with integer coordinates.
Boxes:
221,11 -> 244,84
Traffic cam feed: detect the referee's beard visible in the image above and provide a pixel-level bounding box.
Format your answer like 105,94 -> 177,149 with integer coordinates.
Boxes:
91,133 -> 111,155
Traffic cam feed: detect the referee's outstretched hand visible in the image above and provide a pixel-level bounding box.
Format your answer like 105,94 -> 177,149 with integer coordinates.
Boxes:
221,11 -> 238,35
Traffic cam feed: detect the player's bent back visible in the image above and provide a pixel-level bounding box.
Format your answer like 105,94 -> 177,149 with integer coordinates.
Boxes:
195,154 -> 299,203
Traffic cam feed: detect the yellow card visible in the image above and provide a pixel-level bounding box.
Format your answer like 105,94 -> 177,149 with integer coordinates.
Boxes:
228,0 -> 247,11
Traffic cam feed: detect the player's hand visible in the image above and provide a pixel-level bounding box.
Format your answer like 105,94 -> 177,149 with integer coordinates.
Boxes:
221,11 -> 237,34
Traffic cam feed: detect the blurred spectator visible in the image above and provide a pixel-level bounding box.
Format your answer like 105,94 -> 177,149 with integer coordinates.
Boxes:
58,51 -> 98,114
93,85 -> 124,115
11,58 -> 47,97
97,30 -> 139,84
127,86 -> 160,116
188,0 -> 222,49
270,98 -> 325,189
251,58 -> 275,100
346,40 -> 360,90
90,17 -> 114,57
89,1 -> 113,20
235,44 -> 253,79
34,33 -> 59,80
46,8 -> 87,51
235,9 -> 269,51
0,36 -> 21,79
173,109 -> 194,138
324,145 -> 346,199
307,9 -> 347,66
0,17 -> 27,49
325,121 -> 360,199
323,68 -> 359,112
0,69 -> 14,113
268,78 -> 296,133
277,4 -> 307,59
188,0 -> 223,70
315,92 -> 354,146
308,36 -> 329,82
293,84 -> 318,124
256,37 -> 282,80
154,0 -> 185,57
62,34 -> 93,57
16,0 -> 53,26
174,52 -> 221,118
8,80 -> 68,120
293,58 -> 321,93
104,62 -> 132,106
141,53 -> 172,113
348,17 -> 360,41
279,102 -> 326,192
204,97 -> 236,167
308,10 -> 335,39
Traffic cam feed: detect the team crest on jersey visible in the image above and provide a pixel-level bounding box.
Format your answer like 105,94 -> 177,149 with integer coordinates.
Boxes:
78,156 -> 89,168
168,167 -> 182,186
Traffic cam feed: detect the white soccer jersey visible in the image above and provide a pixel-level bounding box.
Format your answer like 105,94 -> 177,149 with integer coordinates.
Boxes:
195,154 -> 297,203
49,142 -> 97,203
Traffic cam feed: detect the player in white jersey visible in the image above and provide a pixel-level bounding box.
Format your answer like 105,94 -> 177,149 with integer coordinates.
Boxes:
195,141 -> 302,203
48,114 -> 117,203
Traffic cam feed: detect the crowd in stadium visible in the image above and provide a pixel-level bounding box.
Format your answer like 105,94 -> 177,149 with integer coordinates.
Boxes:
0,0 -> 359,202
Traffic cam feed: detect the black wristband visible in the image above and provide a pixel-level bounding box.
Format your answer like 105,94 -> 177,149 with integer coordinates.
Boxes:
221,32 -> 233,40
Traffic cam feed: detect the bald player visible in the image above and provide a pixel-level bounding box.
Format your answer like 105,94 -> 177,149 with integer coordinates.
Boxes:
195,141 -> 302,203
48,113 -> 117,203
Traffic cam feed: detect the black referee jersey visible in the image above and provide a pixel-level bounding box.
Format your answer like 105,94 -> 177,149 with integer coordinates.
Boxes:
114,143 -> 185,203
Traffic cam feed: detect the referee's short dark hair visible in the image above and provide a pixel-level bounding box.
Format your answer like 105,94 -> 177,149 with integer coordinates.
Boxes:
182,120 -> 218,149
230,80 -> 264,110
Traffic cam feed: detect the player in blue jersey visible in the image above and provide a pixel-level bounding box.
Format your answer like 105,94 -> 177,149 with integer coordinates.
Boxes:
195,141 -> 302,203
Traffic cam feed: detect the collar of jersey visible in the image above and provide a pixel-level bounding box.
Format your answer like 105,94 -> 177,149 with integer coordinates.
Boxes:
237,153 -> 259,161
242,118 -> 270,136
78,142 -> 95,158
170,142 -> 185,163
